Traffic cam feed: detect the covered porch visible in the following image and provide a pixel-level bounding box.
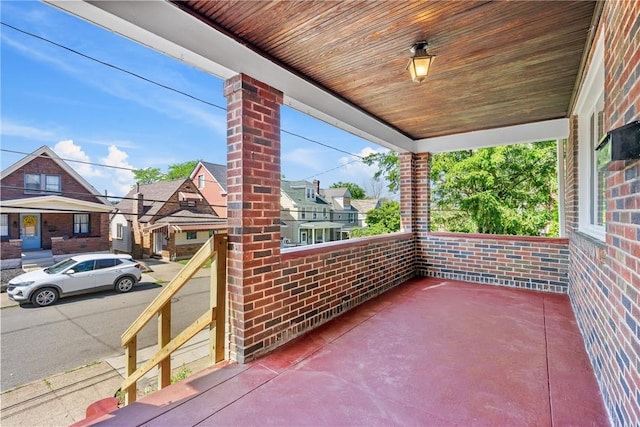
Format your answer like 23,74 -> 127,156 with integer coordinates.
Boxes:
75,276 -> 607,426
298,221 -> 344,245
47,0 -> 638,425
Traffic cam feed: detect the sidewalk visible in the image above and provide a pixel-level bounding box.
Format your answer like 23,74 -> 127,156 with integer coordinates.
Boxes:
0,259 -> 212,426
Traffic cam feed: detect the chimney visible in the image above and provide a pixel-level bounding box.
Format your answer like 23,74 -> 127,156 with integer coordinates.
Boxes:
134,192 -> 144,218
313,179 -> 320,195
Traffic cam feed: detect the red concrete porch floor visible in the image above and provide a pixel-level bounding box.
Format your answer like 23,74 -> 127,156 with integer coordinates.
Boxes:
79,277 -> 609,426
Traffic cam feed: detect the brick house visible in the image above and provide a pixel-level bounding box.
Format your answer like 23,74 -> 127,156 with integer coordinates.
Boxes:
111,179 -> 226,260
189,161 -> 227,218
55,1 -> 639,424
0,146 -> 112,268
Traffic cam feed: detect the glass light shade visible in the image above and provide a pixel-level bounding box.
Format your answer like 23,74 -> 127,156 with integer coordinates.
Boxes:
407,55 -> 434,83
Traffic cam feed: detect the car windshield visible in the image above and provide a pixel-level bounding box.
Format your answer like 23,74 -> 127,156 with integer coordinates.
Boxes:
46,258 -> 78,274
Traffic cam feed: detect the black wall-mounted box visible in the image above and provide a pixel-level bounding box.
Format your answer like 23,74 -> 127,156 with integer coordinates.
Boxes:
596,120 -> 640,164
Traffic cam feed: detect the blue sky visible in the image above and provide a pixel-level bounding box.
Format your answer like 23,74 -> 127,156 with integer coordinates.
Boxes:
1,1 -> 388,200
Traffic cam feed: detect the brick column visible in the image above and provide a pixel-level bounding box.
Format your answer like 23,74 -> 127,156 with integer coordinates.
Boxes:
224,74 -> 283,362
399,151 -> 430,272
399,152 -> 416,233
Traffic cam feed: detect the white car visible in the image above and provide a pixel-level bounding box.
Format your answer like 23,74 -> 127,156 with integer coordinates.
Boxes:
7,254 -> 143,307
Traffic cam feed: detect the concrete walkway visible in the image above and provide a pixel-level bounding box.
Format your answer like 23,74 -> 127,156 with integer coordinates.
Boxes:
0,259 -> 211,426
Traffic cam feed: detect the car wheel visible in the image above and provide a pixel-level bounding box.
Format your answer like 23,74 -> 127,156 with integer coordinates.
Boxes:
32,288 -> 59,307
115,277 -> 134,293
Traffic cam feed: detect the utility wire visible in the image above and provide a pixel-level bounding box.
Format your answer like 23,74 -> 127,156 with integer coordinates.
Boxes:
0,184 -> 360,215
1,149 -> 368,198
4,204 -> 358,223
1,21 -> 365,160
0,22 -> 225,111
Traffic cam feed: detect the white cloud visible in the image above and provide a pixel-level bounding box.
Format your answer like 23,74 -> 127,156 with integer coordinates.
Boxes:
53,139 -> 103,178
0,119 -> 56,140
100,145 -> 136,196
338,146 -> 388,180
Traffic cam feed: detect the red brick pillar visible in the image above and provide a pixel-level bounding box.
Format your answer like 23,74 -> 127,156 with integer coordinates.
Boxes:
400,152 -> 430,273
399,153 -> 417,233
224,74 -> 283,362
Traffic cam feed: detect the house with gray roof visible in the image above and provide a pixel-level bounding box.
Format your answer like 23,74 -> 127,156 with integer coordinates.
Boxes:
280,180 -> 343,246
111,179 -> 225,260
350,199 -> 381,228
319,187 -> 359,239
190,161 -> 227,218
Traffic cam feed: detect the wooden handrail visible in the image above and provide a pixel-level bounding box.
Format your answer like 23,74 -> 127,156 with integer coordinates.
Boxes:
120,234 -> 227,405
120,308 -> 216,392
122,238 -> 217,346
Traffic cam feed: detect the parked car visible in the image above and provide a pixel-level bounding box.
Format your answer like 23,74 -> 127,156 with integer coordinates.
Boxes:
7,254 -> 143,307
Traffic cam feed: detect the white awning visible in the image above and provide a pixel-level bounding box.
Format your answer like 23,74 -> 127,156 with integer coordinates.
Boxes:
0,196 -> 113,213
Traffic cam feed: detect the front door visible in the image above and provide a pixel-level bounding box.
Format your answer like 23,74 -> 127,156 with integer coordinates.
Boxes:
153,231 -> 165,256
20,213 -> 41,250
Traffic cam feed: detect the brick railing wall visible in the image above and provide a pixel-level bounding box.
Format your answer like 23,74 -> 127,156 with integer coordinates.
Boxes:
51,236 -> 109,256
421,232 -> 570,293
0,239 -> 22,269
243,232 -> 416,360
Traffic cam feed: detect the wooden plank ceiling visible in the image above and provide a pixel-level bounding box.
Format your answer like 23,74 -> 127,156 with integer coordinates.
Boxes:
175,1 -> 596,140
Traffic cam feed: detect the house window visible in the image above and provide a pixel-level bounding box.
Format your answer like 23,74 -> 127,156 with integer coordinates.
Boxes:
576,32 -> 605,241
312,208 -> 317,219
45,175 -> 61,192
306,188 -> 315,200
343,197 -> 351,208
186,231 -> 197,240
73,214 -> 89,234
24,174 -> 61,193
116,223 -> 123,240
301,207 -> 306,220
349,213 -> 356,223
323,208 -> 327,219
0,214 -> 8,236
197,174 -> 205,188
24,174 -> 41,191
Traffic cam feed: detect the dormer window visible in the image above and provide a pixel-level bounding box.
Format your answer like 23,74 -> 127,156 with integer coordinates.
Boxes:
306,187 -> 315,200
179,191 -> 202,208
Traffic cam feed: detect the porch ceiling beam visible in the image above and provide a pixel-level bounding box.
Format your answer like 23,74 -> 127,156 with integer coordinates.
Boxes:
45,0 -> 414,153
415,119 -> 570,153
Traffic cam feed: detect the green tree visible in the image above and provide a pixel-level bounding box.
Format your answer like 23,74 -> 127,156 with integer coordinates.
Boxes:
430,141 -> 557,236
330,181 -> 366,199
133,167 -> 164,184
165,160 -> 199,180
351,201 -> 400,237
363,152 -> 399,193
364,142 -> 558,236
133,160 -> 200,185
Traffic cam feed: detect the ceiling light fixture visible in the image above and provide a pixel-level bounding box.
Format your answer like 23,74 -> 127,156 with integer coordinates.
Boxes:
407,41 -> 435,83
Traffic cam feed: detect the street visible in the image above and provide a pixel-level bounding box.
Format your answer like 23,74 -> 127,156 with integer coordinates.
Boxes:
0,275 -> 211,392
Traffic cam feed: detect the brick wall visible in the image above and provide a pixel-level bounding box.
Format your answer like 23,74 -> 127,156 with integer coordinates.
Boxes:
50,213 -> 110,255
0,240 -> 22,269
568,1 -> 640,425
400,153 -> 431,274
423,232 -> 570,293
0,154 -> 103,203
247,233 -> 416,360
224,74 -> 283,362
